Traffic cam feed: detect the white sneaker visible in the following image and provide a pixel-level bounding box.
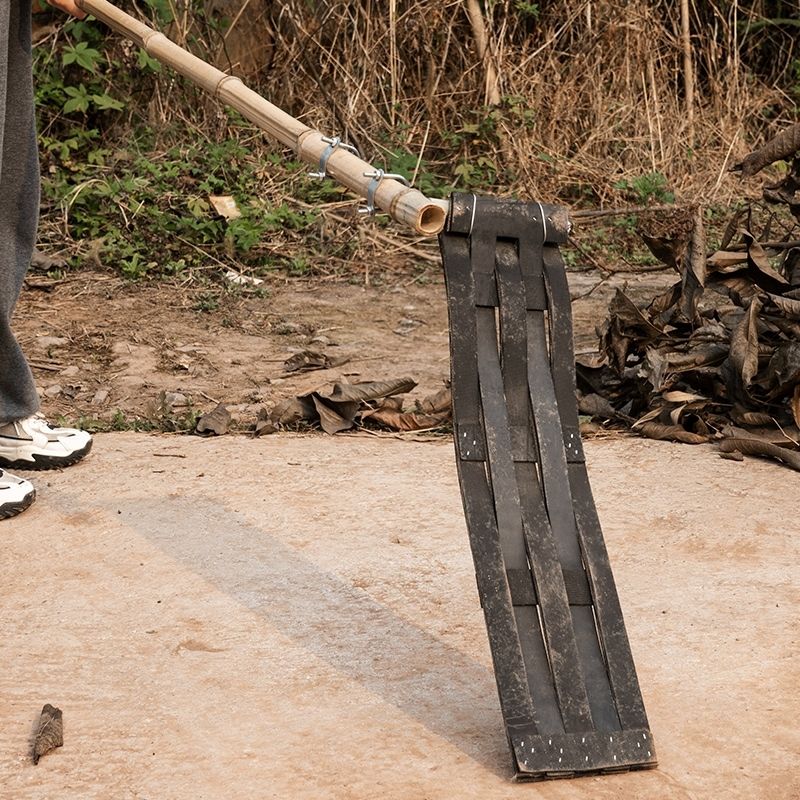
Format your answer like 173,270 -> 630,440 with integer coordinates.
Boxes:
0,469 -> 35,519
0,417 -> 92,470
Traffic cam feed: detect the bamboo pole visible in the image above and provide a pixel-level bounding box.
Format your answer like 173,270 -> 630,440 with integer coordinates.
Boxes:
75,0 -> 447,236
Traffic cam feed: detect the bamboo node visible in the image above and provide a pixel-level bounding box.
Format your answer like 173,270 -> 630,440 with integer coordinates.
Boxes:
214,74 -> 243,99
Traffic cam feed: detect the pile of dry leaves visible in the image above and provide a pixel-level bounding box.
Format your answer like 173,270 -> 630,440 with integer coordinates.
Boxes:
254,377 -> 452,436
579,123 -> 800,471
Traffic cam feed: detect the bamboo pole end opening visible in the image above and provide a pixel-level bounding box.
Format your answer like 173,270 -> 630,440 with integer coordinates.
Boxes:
416,201 -> 447,236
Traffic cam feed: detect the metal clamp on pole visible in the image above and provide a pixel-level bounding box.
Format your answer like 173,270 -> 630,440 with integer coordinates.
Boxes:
308,136 -> 360,180
358,170 -> 410,216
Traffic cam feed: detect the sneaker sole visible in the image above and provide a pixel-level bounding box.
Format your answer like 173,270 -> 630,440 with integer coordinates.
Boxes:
0,439 -> 93,471
0,487 -> 36,520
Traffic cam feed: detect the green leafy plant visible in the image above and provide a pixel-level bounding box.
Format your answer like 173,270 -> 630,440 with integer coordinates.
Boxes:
613,172 -> 675,204
62,41 -> 102,72
514,1 -> 540,18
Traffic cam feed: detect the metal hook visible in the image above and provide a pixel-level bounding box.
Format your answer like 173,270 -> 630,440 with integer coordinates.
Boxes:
358,170 -> 410,216
308,135 -> 360,180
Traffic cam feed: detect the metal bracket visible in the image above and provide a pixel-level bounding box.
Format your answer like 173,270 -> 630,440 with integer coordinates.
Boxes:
358,170 -> 410,216
308,136 -> 360,180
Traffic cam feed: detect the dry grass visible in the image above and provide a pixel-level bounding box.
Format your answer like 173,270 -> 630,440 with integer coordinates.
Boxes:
33,0 -> 800,280
163,0 -> 799,208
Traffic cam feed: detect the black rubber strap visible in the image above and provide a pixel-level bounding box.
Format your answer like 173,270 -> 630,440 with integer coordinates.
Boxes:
440,195 -> 655,777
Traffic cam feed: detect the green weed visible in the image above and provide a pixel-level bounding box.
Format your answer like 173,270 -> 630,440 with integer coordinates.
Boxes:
613,172 -> 675,205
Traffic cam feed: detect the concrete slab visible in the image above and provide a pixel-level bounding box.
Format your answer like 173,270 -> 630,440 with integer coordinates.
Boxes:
1,432 -> 798,799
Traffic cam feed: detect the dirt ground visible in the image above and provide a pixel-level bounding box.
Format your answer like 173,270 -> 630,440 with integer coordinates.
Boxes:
16,263 -> 676,430
4,263 -> 798,798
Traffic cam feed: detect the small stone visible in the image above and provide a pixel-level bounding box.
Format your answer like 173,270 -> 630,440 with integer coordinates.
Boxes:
163,391 -> 188,408
44,384 -> 62,397
393,317 -> 422,336
59,365 -> 80,377
274,322 -> 301,335
91,389 -> 110,406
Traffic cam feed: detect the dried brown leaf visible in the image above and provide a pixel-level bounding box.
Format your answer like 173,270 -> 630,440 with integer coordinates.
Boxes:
793,386 -> 800,430
689,320 -> 730,344
662,390 -> 707,403
637,421 -> 708,444
720,208 -> 747,250
602,320 -> 632,375
669,404 -> 687,425
679,207 -> 707,322
269,396 -> 316,426
744,232 -> 790,291
706,250 -> 748,271
208,194 -> 241,220
643,347 -> 668,390
646,280 -> 682,318
712,274 -> 763,304
765,342 -> 800,396
32,704 -> 63,765
664,344 -> 728,370
636,208 -> 694,268
787,248 -> 800,286
767,293 -> 800,319
360,385 -> 452,431
631,407 -> 662,428
578,392 -> 621,420
730,407 -> 775,427
728,297 -> 761,390
723,424 -> 800,447
575,351 -> 607,370
317,377 -> 417,404
415,386 -> 452,415
311,396 -> 356,434
283,350 -> 348,373
363,403 -> 451,432
765,315 -> 800,339
254,408 -> 277,436
283,350 -> 330,373
733,122 -> 800,178
719,436 -> 800,471
195,403 -> 231,436
609,289 -> 664,336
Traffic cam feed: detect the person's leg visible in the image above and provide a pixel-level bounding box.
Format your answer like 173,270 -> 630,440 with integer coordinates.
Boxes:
0,1 -> 91,475
0,0 -> 36,517
0,0 -> 40,424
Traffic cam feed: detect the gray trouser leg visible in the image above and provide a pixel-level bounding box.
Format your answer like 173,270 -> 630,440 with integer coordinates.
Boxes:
0,0 -> 40,423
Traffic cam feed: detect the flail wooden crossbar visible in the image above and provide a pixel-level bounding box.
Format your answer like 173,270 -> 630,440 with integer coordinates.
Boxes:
439,194 -> 657,780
